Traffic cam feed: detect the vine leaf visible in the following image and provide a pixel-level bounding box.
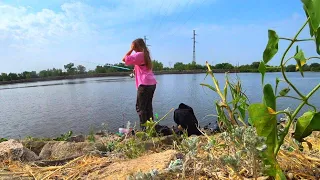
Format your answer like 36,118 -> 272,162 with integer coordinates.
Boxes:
294,111 -> 320,142
248,103 -> 284,179
301,0 -> 320,35
294,48 -> 307,77
263,84 -> 276,110
279,87 -> 290,96
248,103 -> 277,160
258,61 -> 266,84
263,30 -> 279,64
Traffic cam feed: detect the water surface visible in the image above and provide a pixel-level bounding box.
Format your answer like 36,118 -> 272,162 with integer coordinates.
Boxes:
0,72 -> 319,138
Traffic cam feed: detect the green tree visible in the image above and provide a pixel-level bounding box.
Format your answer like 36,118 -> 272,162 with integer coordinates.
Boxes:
8,73 -> 19,80
95,66 -> 107,73
173,62 -> 185,71
302,64 -> 310,71
77,65 -> 86,74
21,71 -> 32,79
214,63 -> 234,69
286,64 -> 296,72
87,70 -> 96,74
64,63 -> 77,75
39,70 -> 48,78
250,61 -> 260,69
310,63 -> 320,71
30,71 -> 38,78
1,73 -> 9,81
152,60 -> 163,71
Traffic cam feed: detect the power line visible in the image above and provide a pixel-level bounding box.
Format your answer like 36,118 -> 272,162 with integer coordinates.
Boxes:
156,0 -> 192,38
166,0 -> 207,38
148,1 -> 166,36
151,1 -> 174,37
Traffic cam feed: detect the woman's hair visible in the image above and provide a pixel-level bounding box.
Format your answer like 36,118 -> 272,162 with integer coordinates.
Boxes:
132,38 -> 152,70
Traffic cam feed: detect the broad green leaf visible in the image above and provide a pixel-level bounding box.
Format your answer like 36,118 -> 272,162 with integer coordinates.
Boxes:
263,30 -> 279,64
316,27 -> 320,55
301,0 -> 320,35
263,84 -> 276,110
304,6 -> 315,37
294,48 -> 306,76
294,111 -> 320,142
248,103 -> 277,158
259,61 -> 267,84
279,87 -> 290,96
200,83 -> 217,92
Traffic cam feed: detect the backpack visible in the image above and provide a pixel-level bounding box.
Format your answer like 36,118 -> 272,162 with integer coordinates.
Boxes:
154,124 -> 173,136
173,103 -> 202,136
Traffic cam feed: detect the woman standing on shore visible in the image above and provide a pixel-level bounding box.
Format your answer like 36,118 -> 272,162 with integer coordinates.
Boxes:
122,38 -> 157,130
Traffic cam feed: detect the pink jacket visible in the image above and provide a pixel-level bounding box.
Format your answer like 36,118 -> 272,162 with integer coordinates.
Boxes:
125,52 -> 157,89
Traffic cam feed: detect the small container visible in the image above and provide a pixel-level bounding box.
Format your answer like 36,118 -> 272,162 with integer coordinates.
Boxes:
119,128 -> 127,134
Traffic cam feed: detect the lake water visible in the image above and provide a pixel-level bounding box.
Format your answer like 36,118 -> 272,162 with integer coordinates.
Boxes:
0,72 -> 319,138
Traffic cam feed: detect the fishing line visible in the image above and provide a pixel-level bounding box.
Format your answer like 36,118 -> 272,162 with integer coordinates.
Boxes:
73,60 -> 135,78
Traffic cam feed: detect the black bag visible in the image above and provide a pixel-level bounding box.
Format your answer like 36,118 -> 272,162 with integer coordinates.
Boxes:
173,103 -> 202,136
154,124 -> 173,136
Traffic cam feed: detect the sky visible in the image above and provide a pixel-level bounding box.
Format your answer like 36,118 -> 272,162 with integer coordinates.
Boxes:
0,0 -> 319,73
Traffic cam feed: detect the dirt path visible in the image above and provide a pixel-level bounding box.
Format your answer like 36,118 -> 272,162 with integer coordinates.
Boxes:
93,150 -> 177,180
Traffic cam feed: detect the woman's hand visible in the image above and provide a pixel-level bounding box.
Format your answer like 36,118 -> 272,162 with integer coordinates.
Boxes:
122,43 -> 135,63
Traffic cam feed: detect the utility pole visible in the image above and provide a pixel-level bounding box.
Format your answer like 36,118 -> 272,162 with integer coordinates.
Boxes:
144,36 -> 151,47
192,30 -> 197,63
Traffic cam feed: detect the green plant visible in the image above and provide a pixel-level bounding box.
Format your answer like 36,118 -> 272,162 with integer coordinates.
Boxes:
87,127 -> 95,143
0,137 -> 8,143
201,66 -> 249,132
115,137 -> 145,159
53,131 -> 73,141
248,1 -> 320,179
140,109 -> 174,138
96,141 -> 117,152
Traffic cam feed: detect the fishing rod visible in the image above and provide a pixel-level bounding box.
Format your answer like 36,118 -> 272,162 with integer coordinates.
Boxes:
74,60 -> 135,78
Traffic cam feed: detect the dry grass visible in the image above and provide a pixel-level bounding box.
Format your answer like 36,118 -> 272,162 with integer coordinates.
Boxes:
0,133 -> 319,180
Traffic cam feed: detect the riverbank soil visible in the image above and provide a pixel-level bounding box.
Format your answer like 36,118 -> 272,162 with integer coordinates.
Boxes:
0,131 -> 320,179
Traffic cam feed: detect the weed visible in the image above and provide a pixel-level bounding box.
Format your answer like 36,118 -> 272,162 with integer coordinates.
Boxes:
87,127 -> 95,143
0,137 -> 8,143
53,131 -> 73,141
115,137 -> 145,159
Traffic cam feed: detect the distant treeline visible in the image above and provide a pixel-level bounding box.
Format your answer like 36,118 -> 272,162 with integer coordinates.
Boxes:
1,61 -> 320,82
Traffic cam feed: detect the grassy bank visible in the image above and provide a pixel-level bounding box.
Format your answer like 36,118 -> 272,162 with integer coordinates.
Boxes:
1,128 -> 319,179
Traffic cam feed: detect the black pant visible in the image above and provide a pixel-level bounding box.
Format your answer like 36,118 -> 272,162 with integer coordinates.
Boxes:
136,84 -> 156,130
